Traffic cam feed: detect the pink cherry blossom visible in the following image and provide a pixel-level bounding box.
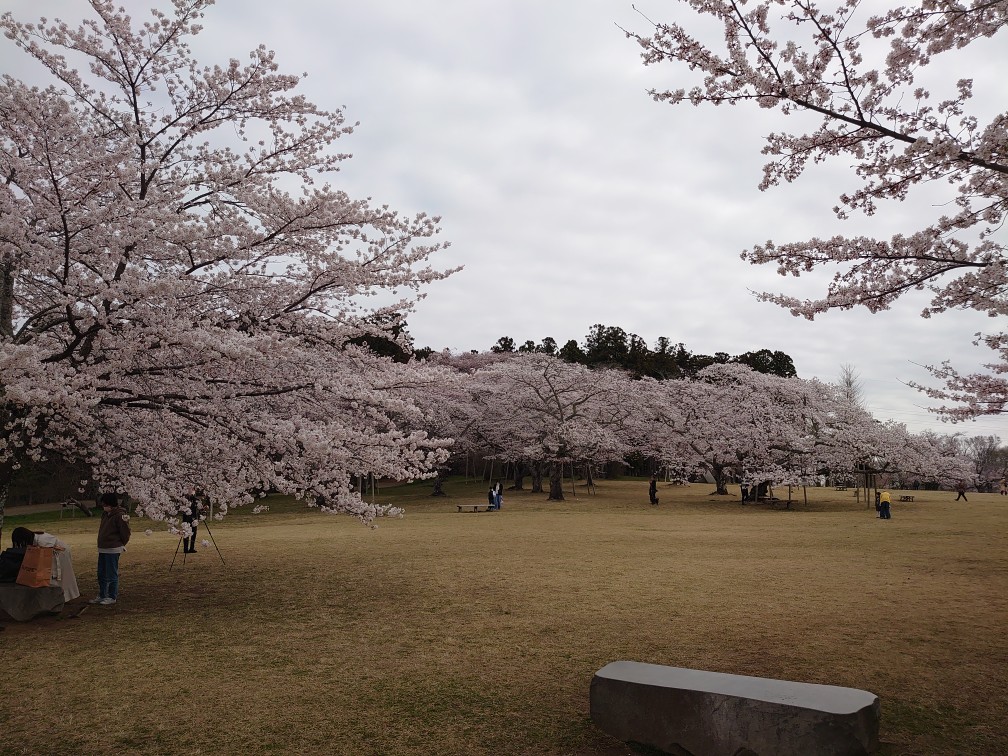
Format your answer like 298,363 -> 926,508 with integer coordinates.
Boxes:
0,1 -> 455,530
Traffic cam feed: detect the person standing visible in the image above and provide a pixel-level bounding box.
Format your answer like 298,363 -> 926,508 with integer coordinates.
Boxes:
879,490 -> 892,520
999,478 -> 1006,496
955,481 -> 968,502
649,475 -> 659,505
90,492 -> 131,606
181,492 -> 202,553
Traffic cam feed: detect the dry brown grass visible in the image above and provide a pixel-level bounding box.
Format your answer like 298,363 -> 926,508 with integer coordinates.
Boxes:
2,479 -> 1006,755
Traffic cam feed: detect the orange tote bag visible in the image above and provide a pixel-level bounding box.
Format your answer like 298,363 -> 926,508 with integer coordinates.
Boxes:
15,545 -> 54,589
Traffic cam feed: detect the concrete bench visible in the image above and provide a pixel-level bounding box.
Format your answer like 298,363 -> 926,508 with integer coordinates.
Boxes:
0,584 -> 65,621
899,495 -> 914,502
456,503 -> 493,512
590,661 -> 879,756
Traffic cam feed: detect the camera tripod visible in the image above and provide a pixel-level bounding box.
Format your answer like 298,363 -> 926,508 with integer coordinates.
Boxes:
169,517 -> 225,571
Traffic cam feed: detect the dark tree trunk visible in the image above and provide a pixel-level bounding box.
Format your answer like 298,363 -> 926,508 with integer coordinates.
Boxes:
511,460 -> 525,490
0,477 -> 8,547
431,473 -> 446,496
531,462 -> 544,493
548,461 -> 565,501
712,463 -> 729,495
0,253 -> 13,341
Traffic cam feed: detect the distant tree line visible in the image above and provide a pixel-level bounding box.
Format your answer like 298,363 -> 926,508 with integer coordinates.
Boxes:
417,323 -> 797,379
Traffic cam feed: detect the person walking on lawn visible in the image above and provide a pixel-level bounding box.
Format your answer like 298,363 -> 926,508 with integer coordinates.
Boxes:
955,481 -> 968,502
90,492 -> 131,606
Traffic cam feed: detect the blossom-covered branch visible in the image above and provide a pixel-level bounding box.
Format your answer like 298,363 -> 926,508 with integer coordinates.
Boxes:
627,0 -> 1007,418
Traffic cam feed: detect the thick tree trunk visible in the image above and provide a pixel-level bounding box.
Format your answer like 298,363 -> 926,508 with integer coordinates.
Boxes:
0,253 -> 13,340
0,478 -> 7,546
512,460 -> 525,490
531,462 -> 544,493
431,473 -> 446,496
712,463 -> 729,495
548,461 -> 565,501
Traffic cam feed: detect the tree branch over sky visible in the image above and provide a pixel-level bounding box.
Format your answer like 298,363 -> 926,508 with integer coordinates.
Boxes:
626,0 -> 1007,419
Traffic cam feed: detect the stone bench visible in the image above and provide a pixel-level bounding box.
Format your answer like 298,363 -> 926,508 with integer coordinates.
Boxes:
590,661 -> 879,756
0,584 -> 65,621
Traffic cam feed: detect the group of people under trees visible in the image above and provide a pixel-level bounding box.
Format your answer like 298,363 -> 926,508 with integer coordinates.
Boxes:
2,493 -> 130,608
646,472 -> 993,517
487,482 -> 504,510
2,490 -> 208,622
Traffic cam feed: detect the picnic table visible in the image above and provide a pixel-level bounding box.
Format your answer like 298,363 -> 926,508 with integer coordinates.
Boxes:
899,495 -> 914,502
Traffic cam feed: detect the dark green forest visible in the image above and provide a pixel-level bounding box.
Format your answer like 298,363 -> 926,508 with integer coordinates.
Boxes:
417,323 -> 797,379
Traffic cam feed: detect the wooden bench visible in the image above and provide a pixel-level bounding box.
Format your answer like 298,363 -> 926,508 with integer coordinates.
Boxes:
456,503 -> 493,512
590,661 -> 879,756
899,495 -> 914,502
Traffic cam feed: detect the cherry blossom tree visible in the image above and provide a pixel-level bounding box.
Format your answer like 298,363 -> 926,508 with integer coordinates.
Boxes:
0,1 -> 455,531
467,354 -> 638,500
954,433 -> 1003,489
638,363 -> 972,501
628,0 -> 1007,419
640,363 -> 834,495
811,397 -> 973,492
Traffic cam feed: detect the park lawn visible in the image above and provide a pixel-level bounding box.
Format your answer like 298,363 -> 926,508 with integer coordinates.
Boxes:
2,479 -> 1006,755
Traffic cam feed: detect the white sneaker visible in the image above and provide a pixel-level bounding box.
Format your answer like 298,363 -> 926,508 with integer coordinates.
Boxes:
99,597 -> 117,605
88,596 -> 104,604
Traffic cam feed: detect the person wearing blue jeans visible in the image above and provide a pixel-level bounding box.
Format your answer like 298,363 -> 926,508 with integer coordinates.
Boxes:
879,490 -> 892,520
90,492 -> 131,606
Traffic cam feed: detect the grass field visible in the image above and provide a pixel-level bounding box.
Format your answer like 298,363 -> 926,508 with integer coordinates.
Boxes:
2,478 -> 1006,755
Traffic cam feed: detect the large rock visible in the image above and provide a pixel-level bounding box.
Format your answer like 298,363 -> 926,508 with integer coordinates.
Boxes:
590,661 -> 879,756
0,584 -> 65,621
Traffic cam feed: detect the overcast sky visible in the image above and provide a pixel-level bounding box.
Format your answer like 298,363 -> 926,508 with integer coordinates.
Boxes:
3,0 -> 1005,437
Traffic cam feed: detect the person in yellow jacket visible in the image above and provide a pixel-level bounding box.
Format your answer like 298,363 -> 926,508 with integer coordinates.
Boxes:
879,490 -> 892,520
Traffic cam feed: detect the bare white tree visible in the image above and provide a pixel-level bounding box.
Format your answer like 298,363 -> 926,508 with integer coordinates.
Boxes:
838,364 -> 865,409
